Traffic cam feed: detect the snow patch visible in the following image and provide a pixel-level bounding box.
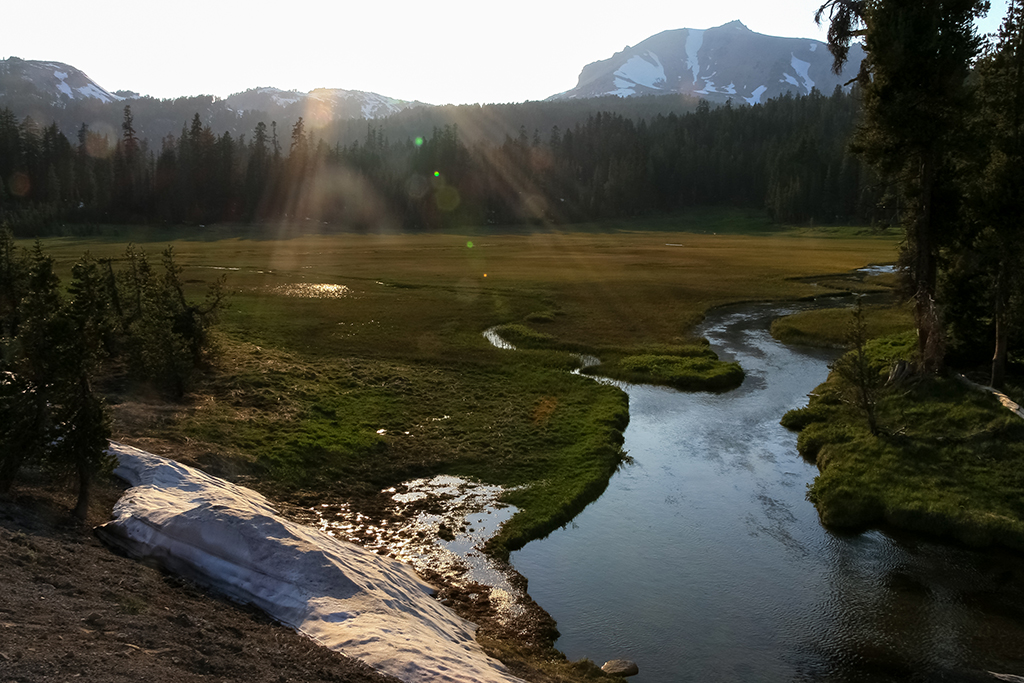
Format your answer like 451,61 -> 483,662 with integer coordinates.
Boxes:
695,76 -> 724,95
686,28 -> 705,85
613,52 -> 666,91
76,83 -> 118,103
97,444 -> 525,683
809,42 -> 818,52
782,73 -> 800,87
53,70 -> 73,98
609,76 -> 636,97
790,54 -> 815,92
743,85 -> 768,105
53,70 -> 74,98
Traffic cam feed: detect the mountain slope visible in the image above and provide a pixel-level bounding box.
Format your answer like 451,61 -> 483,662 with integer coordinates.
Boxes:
550,21 -> 864,104
0,57 -> 122,104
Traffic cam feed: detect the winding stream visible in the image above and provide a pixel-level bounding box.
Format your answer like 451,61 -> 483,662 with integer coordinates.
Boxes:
510,300 -> 1024,682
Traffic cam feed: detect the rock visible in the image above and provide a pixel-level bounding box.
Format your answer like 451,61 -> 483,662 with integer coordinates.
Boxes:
601,659 -> 639,677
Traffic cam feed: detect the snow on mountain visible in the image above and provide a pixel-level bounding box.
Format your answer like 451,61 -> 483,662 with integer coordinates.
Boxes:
0,58 -> 425,124
0,57 -> 122,104
224,86 -> 425,124
550,20 -> 865,105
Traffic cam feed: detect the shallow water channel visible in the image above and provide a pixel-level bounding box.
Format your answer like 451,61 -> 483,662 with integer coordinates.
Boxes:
510,300 -> 1024,682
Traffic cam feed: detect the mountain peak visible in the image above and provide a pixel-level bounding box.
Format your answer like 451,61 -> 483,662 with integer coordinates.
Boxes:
549,22 -> 864,104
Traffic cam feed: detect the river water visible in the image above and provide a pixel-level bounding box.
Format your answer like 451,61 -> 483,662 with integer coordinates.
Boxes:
510,301 -> 1024,682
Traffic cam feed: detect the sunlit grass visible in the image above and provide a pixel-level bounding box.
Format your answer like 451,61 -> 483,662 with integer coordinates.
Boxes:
771,301 -> 915,348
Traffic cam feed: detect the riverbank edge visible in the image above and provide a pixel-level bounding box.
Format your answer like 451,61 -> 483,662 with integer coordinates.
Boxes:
780,339 -> 1024,554
488,322 -> 744,393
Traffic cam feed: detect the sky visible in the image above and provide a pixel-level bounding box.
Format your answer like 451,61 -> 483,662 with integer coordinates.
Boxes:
3,0 -> 1011,106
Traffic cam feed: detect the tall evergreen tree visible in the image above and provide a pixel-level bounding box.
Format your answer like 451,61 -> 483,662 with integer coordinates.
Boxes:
817,0 -> 989,373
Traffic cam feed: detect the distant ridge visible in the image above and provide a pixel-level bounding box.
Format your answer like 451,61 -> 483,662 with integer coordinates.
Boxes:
0,57 -> 426,124
223,87 -> 426,126
549,21 -> 865,104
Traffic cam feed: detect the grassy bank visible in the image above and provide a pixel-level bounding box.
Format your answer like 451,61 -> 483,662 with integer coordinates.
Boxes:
781,332 -> 1024,551
770,302 -> 914,348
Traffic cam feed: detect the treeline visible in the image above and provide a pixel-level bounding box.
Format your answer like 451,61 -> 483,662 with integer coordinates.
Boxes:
0,87 -> 880,233
0,232 -> 225,515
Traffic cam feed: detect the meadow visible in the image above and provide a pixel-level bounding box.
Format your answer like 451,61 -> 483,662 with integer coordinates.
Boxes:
31,212 -> 901,558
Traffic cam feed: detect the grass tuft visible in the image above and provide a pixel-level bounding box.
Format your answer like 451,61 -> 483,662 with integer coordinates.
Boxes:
585,352 -> 744,392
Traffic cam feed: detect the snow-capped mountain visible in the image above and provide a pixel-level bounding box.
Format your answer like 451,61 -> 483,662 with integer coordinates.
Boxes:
0,58 -> 425,123
0,57 -> 122,104
224,87 -> 424,125
550,20 -> 865,104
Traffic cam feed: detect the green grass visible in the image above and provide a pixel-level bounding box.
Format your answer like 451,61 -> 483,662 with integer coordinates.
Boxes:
584,350 -> 743,392
491,322 -> 742,392
782,333 -> 1024,550
771,302 -> 915,348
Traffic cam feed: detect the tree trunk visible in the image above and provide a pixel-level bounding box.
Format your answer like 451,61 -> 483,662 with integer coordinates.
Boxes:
914,156 -> 944,374
992,261 -> 1009,389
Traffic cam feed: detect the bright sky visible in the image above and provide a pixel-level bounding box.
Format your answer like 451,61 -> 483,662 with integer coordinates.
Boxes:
3,0 -> 1011,105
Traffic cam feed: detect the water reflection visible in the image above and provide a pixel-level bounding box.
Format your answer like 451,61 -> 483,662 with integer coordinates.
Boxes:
296,475 -> 527,621
271,283 -> 350,298
511,300 -> 1024,682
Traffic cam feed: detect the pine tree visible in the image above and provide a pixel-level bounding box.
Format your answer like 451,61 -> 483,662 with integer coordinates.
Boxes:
1,242 -> 111,514
816,0 -> 989,373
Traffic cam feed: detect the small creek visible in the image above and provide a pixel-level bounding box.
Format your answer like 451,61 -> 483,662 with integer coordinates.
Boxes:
509,299 -> 1024,682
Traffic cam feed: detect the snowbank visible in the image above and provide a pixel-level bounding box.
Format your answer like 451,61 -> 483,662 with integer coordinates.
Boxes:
97,443 -> 524,683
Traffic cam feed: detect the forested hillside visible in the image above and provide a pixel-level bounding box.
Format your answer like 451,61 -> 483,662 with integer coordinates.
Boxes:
0,87 -> 880,232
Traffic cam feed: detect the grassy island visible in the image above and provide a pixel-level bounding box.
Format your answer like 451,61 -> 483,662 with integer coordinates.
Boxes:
490,323 -> 744,392
781,330 -> 1024,551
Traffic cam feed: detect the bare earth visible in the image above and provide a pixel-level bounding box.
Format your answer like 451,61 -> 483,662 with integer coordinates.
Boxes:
0,389 -> 597,683
0,479 -> 402,683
